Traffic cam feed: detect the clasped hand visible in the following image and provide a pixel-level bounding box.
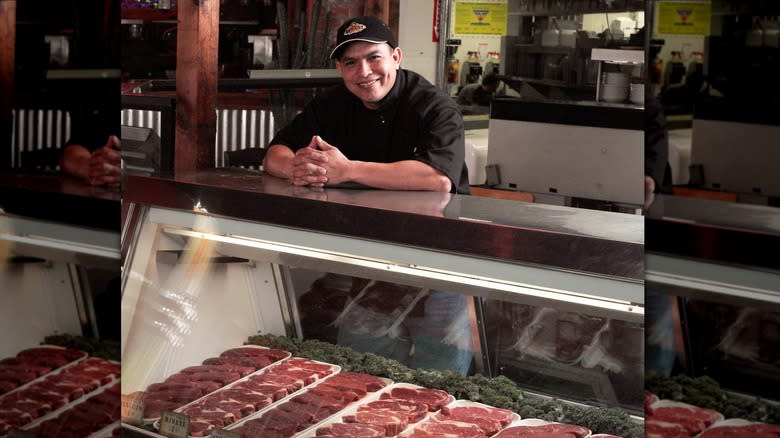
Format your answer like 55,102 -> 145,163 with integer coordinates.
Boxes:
290,135 -> 350,187
88,135 -> 122,187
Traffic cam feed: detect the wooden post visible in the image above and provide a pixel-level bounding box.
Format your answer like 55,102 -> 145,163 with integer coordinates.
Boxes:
175,0 -> 220,171
364,0 -> 399,45
364,0 -> 390,24
0,0 -> 15,168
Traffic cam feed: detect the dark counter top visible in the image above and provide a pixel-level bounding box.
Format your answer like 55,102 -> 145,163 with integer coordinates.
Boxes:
646,194 -> 780,271
0,171 -> 121,231
124,169 -> 644,280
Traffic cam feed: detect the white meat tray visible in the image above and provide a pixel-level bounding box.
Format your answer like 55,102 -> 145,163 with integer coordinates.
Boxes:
493,418 -> 593,438
292,378 -> 408,438
0,345 -> 89,402
87,420 -> 121,438
157,357 -> 340,438
9,371 -> 120,438
140,345 -> 292,425
398,398 -> 520,437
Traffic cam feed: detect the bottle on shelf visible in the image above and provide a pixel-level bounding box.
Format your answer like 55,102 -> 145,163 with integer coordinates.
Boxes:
461,51 -> 484,87
484,51 -> 501,75
663,50 -> 686,88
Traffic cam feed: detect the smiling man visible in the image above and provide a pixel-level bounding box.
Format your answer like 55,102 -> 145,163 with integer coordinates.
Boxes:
262,15 -> 470,194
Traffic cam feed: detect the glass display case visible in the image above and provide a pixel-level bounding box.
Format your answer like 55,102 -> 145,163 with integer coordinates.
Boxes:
644,194 -> 780,430
0,173 -> 121,348
120,170 -> 645,437
0,172 -> 122,437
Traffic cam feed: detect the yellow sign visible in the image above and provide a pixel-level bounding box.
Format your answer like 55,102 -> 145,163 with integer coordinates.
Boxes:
454,1 -> 508,35
657,1 -> 711,35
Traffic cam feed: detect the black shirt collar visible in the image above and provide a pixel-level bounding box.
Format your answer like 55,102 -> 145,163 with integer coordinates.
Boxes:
368,68 -> 405,112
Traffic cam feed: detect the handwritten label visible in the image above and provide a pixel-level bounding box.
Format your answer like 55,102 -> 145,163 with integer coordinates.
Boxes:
159,410 -> 190,438
211,428 -> 243,438
121,392 -> 145,425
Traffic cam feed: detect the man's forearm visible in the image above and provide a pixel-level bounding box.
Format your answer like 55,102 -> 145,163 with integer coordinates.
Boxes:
347,160 -> 451,192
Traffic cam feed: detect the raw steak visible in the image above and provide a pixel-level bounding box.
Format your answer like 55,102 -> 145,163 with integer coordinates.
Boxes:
406,419 -> 486,437
237,407 -> 313,435
232,379 -> 288,401
380,386 -> 452,411
165,370 -> 241,385
698,423 -> 780,437
645,391 -> 659,414
437,404 -> 517,434
290,390 -> 351,413
325,372 -> 389,392
203,355 -> 275,369
343,410 -> 409,436
307,383 -> 361,403
283,357 -> 337,378
316,422 -> 387,437
221,347 -> 288,362
249,373 -> 304,393
494,423 -> 590,437
645,419 -> 692,438
360,398 -> 429,423
179,364 -> 256,377
647,401 -> 722,435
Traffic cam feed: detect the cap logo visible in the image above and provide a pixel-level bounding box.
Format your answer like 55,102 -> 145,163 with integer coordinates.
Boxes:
344,22 -> 367,36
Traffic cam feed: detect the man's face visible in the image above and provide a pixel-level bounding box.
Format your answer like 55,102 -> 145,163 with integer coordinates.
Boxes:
336,42 -> 402,109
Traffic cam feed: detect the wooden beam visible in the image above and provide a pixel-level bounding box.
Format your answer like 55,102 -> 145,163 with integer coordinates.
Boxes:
0,0 -> 16,169
0,0 -> 15,168
364,0 -> 390,23
175,0 -> 220,171
364,0 -> 400,45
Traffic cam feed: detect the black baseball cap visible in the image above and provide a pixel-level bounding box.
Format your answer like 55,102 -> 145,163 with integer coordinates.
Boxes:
329,15 -> 397,60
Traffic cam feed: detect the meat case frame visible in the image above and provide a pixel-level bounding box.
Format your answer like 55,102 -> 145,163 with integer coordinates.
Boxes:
120,169 -> 646,437
645,194 -> 780,401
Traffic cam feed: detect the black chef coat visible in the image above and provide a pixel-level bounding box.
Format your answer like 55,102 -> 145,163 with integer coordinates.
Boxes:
269,69 -> 470,194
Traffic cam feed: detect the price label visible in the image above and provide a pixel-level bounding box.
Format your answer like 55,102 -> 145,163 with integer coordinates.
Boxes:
121,392 -> 145,425
7,429 -> 36,438
159,410 -> 190,438
211,428 -> 243,438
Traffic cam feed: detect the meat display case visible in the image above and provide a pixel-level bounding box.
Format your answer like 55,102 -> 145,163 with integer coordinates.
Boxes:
120,169 -> 645,437
0,171 -> 122,437
644,194 -> 780,426
0,172 -> 121,352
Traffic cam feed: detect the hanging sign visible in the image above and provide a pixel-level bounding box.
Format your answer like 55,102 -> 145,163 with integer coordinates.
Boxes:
433,0 -> 440,42
657,1 -> 711,35
453,1 -> 508,36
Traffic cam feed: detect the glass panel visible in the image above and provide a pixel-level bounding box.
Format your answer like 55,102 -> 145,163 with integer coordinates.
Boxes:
684,300 -> 779,401
292,269 -> 477,376
485,299 -> 643,413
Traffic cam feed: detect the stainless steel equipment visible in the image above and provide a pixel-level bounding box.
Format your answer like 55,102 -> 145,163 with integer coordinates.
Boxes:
688,99 -> 780,199
486,98 -> 644,208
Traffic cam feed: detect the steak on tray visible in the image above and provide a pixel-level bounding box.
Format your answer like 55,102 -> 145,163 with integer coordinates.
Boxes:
493,423 -> 590,438
315,421 -> 387,437
380,386 -> 451,411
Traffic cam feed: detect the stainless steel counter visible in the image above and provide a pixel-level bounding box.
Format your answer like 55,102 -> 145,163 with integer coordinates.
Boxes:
645,194 -> 780,307
124,169 -> 644,281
